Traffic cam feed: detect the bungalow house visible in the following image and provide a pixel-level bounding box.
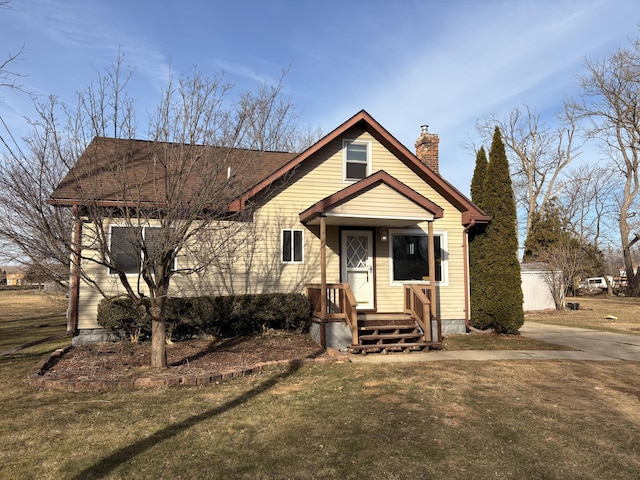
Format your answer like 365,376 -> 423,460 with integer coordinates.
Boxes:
50,110 -> 489,351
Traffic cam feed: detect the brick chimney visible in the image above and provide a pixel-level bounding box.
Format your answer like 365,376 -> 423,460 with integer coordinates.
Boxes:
415,125 -> 439,173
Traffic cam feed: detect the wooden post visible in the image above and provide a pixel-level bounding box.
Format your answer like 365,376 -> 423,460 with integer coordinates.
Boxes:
427,221 -> 437,319
320,215 -> 327,347
69,206 -> 82,333
462,220 -> 475,330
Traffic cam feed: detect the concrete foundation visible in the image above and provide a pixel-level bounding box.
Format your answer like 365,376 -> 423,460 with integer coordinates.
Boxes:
441,319 -> 466,334
310,321 -> 352,351
72,328 -> 113,346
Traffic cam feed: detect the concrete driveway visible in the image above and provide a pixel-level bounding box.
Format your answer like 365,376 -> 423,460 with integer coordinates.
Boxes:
519,321 -> 640,361
349,321 -> 640,363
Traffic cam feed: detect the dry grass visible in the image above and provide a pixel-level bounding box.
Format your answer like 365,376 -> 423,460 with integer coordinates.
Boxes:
526,294 -> 640,334
443,331 -> 574,350
1,291 -> 640,479
0,290 -> 67,352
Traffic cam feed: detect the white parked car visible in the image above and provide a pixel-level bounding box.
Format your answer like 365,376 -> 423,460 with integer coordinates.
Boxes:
584,277 -> 610,292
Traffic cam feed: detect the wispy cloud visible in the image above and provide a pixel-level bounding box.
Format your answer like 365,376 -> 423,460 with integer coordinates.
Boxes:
10,0 -> 171,94
211,59 -> 281,87
348,0 -> 639,192
1,0 -> 637,195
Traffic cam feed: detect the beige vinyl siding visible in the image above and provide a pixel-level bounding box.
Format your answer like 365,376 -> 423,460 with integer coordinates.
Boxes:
76,125 -> 469,329
76,220 -> 145,329
374,219 -> 466,319
254,127 -> 467,320
327,183 -> 433,220
366,131 -> 467,320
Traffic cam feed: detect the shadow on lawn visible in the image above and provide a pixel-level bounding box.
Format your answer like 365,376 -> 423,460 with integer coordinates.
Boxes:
72,347 -> 326,479
0,313 -> 68,325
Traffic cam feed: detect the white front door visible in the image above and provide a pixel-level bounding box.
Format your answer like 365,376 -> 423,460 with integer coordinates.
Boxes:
341,230 -> 374,310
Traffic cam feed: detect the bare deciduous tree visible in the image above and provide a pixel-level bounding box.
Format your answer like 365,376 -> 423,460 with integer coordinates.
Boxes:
568,33 -> 640,295
475,105 -> 581,249
2,53 -> 316,368
538,237 -> 598,309
0,15 -> 64,278
0,46 -> 24,92
0,114 -> 74,286
0,51 -> 136,283
557,162 -> 617,248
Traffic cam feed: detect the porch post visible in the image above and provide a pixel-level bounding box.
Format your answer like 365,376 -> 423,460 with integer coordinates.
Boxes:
427,220 -> 437,319
320,215 -> 327,347
69,205 -> 82,333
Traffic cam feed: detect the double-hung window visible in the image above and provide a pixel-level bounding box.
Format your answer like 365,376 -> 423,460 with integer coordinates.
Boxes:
343,140 -> 370,182
389,229 -> 447,285
282,229 -> 303,263
109,226 -> 165,274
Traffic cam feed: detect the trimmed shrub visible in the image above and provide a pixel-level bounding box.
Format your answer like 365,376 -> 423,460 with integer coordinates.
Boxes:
165,297 -> 200,341
195,293 -> 311,336
271,293 -> 312,331
97,292 -> 312,342
96,297 -> 148,342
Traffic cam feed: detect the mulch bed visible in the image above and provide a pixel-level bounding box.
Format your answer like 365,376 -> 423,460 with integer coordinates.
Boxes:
31,331 -> 338,390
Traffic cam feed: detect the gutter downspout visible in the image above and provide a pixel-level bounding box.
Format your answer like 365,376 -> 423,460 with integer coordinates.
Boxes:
462,219 -> 476,331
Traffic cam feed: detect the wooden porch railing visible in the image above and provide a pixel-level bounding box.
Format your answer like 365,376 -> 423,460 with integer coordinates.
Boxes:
404,283 -> 442,345
306,283 -> 358,347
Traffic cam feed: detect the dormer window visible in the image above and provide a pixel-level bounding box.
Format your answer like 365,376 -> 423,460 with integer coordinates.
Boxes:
343,139 -> 371,181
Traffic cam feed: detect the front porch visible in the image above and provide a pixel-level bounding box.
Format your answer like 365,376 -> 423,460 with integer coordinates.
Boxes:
299,171 -> 449,353
306,283 -> 442,354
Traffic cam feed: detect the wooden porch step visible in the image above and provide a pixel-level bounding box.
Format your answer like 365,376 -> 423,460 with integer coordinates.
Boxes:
348,311 -> 436,354
359,332 -> 424,341
359,326 -> 421,337
358,323 -> 417,331
348,342 -> 429,354
358,319 -> 413,326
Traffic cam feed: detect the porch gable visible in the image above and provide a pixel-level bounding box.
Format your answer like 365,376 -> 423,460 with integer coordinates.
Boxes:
299,170 -> 443,226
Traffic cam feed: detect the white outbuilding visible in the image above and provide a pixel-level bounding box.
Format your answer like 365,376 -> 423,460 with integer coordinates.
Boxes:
520,262 -> 561,311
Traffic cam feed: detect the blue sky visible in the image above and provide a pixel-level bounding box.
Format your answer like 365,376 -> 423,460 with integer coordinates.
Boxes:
1,0 -> 638,195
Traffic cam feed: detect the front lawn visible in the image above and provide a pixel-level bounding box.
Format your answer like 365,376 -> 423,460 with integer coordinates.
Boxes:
1,291 -> 639,479
526,295 -> 640,335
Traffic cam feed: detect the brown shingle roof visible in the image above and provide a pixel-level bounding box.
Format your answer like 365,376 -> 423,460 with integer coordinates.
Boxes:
49,137 -> 297,208
229,110 -> 490,225
50,111 -> 489,227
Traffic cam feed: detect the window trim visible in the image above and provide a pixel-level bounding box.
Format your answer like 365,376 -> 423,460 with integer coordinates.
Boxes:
388,227 -> 448,287
342,139 -> 371,182
281,228 -> 304,264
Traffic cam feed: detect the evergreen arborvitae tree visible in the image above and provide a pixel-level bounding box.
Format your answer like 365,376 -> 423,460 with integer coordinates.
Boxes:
470,147 -> 488,209
523,200 -> 564,262
469,147 -> 491,329
483,127 -> 524,333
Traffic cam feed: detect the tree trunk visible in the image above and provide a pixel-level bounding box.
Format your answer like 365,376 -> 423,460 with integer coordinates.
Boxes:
150,297 -> 167,369
625,258 -> 640,296
620,191 -> 640,296
622,234 -> 640,296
